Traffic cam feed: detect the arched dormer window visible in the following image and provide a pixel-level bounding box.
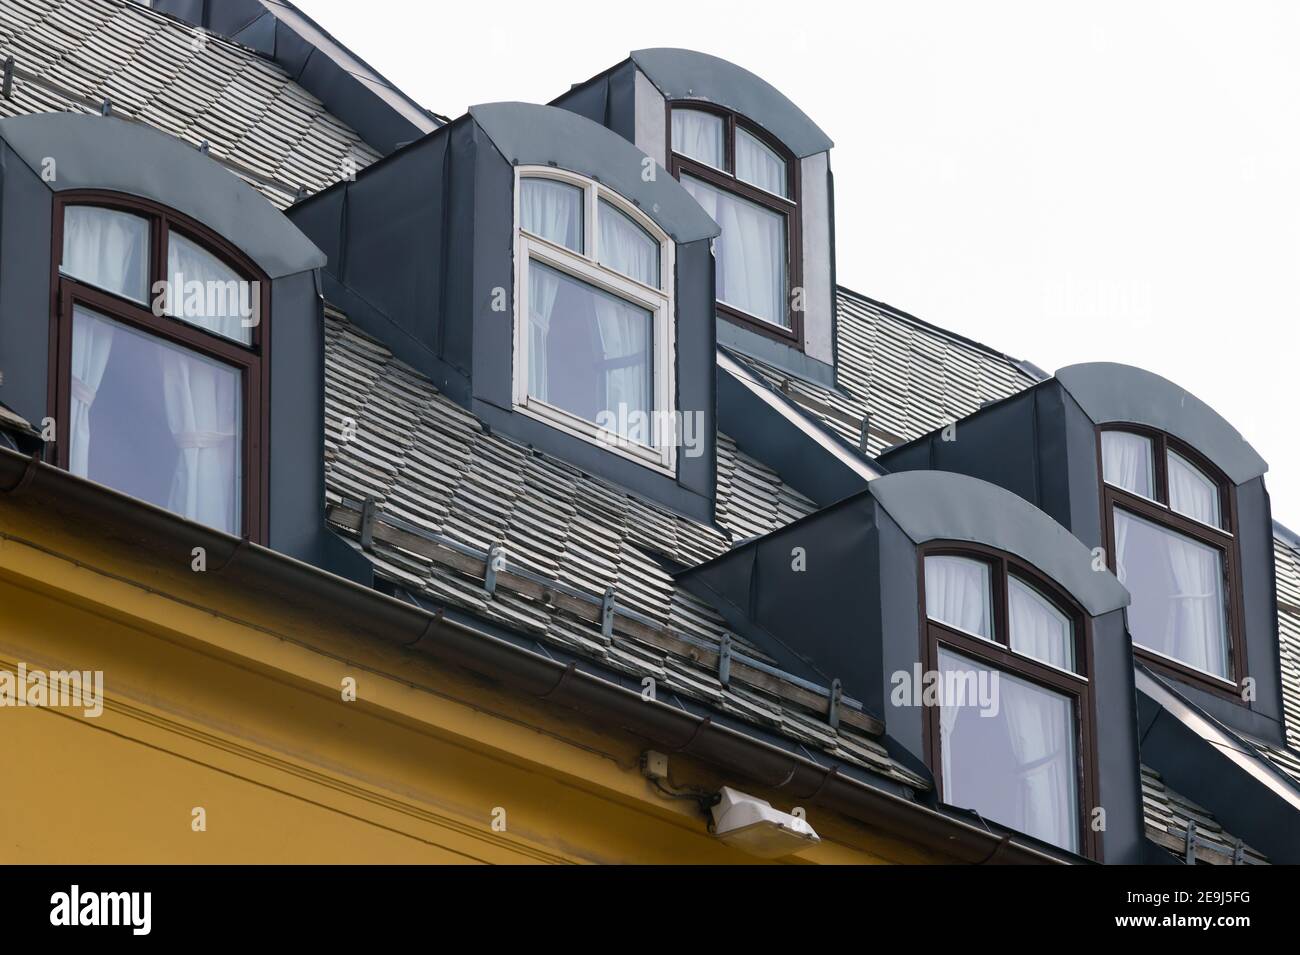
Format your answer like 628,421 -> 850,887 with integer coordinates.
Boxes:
51,192 -> 268,539
668,104 -> 801,343
512,167 -> 676,473
1099,426 -> 1242,689
921,545 -> 1096,857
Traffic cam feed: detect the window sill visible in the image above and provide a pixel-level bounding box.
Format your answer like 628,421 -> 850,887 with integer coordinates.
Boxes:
513,397 -> 677,477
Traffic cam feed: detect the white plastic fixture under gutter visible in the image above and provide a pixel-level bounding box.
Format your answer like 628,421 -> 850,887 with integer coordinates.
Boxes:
717,350 -> 883,483
1135,668 -> 1300,811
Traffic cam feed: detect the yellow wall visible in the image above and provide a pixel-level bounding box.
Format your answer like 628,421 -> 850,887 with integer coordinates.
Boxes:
0,500 -> 947,865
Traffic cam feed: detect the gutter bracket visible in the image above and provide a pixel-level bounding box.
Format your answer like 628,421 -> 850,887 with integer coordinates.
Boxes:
600,585 -> 616,641
2,56 -> 13,100
358,496 -> 377,553
484,543 -> 505,598
0,451 -> 41,496
827,678 -> 843,730
858,415 -> 871,453
1183,820 -> 1198,865
1232,838 -> 1244,866
718,633 -> 732,688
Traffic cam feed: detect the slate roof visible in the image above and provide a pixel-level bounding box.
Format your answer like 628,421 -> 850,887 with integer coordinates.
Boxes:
1141,766 -> 1267,864
733,288 -> 1044,454
1275,529 -> 1300,752
0,0 -> 380,208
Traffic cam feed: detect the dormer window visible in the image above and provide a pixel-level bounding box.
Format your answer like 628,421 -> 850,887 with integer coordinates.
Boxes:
52,194 -> 267,539
922,548 -> 1095,856
512,168 -> 676,473
668,105 -> 800,342
1100,426 -> 1241,687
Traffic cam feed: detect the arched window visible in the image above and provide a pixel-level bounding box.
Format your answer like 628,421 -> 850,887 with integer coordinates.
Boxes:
512,167 -> 675,473
667,104 -> 801,343
50,192 -> 268,539
921,546 -> 1097,857
1099,426 -> 1242,690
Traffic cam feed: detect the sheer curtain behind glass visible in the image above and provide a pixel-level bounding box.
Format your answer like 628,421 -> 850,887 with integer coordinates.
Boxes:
1101,430 -> 1154,498
1168,451 -> 1222,527
735,128 -> 787,196
937,648 -> 1079,853
598,200 -> 659,287
62,206 -> 149,303
680,175 -> 785,327
166,232 -> 254,344
671,109 -> 725,168
160,344 -> 242,533
1008,577 -> 1074,671
520,178 -> 583,251
924,555 -> 993,638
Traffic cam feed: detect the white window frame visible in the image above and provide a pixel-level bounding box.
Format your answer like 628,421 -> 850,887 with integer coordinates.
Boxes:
512,166 -> 676,474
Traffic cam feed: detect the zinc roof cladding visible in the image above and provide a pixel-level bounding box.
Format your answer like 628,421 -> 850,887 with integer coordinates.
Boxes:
0,0 -> 381,209
1140,766 -> 1267,865
732,287 -> 1043,456
320,308 -> 926,789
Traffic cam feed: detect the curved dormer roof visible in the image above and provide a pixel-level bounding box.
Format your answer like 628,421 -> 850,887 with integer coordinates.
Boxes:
469,102 -> 721,244
1056,362 -> 1267,486
869,470 -> 1130,616
630,48 -> 833,158
0,113 -> 324,279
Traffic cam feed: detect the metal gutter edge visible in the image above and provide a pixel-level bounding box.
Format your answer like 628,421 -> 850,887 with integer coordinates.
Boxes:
0,447 -> 1065,864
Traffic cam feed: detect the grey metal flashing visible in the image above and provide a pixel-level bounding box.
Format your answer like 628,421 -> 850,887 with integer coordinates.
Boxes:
630,49 -> 833,158
717,319 -> 836,387
468,102 -> 720,244
0,113 -> 323,279
869,470 -> 1130,616
1056,362 -> 1267,485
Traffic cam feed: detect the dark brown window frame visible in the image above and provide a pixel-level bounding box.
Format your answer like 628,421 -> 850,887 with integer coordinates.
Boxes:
1095,424 -> 1246,700
665,101 -> 804,348
47,190 -> 270,542
917,542 -> 1102,861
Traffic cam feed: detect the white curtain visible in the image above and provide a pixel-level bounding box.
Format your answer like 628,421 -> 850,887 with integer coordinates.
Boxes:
166,232 -> 253,344
592,295 -> 650,431
1008,579 -> 1072,670
68,307 -> 116,478
159,348 -> 241,535
1002,679 -> 1077,852
681,175 -> 785,327
1163,532 -> 1226,675
671,109 -> 724,167
520,179 -> 582,251
62,206 -> 149,303
1101,430 -> 1152,497
1168,452 -> 1221,527
527,265 -> 562,403
735,128 -> 786,196
924,555 -> 991,638
598,201 -> 658,287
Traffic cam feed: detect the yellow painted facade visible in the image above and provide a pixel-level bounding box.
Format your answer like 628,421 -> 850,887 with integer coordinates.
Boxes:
0,488 -> 950,864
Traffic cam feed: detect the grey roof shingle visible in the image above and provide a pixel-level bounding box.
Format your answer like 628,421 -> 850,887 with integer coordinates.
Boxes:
733,288 -> 1043,454
0,0 -> 380,208
1141,766 -> 1267,864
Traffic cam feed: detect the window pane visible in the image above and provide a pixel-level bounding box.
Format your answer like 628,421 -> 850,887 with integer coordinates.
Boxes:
735,127 -> 787,197
671,109 -> 725,169
924,555 -> 993,639
1113,508 -> 1229,677
1009,577 -> 1075,671
69,306 -> 243,535
1168,450 -> 1222,528
520,178 -> 584,252
937,647 -> 1079,853
526,261 -> 652,442
598,200 -> 659,287
680,175 -> 787,327
62,206 -> 150,304
1101,430 -> 1154,498
166,232 -> 255,345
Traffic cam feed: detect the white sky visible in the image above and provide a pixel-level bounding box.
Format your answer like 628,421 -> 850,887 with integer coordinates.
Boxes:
298,0 -> 1300,524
